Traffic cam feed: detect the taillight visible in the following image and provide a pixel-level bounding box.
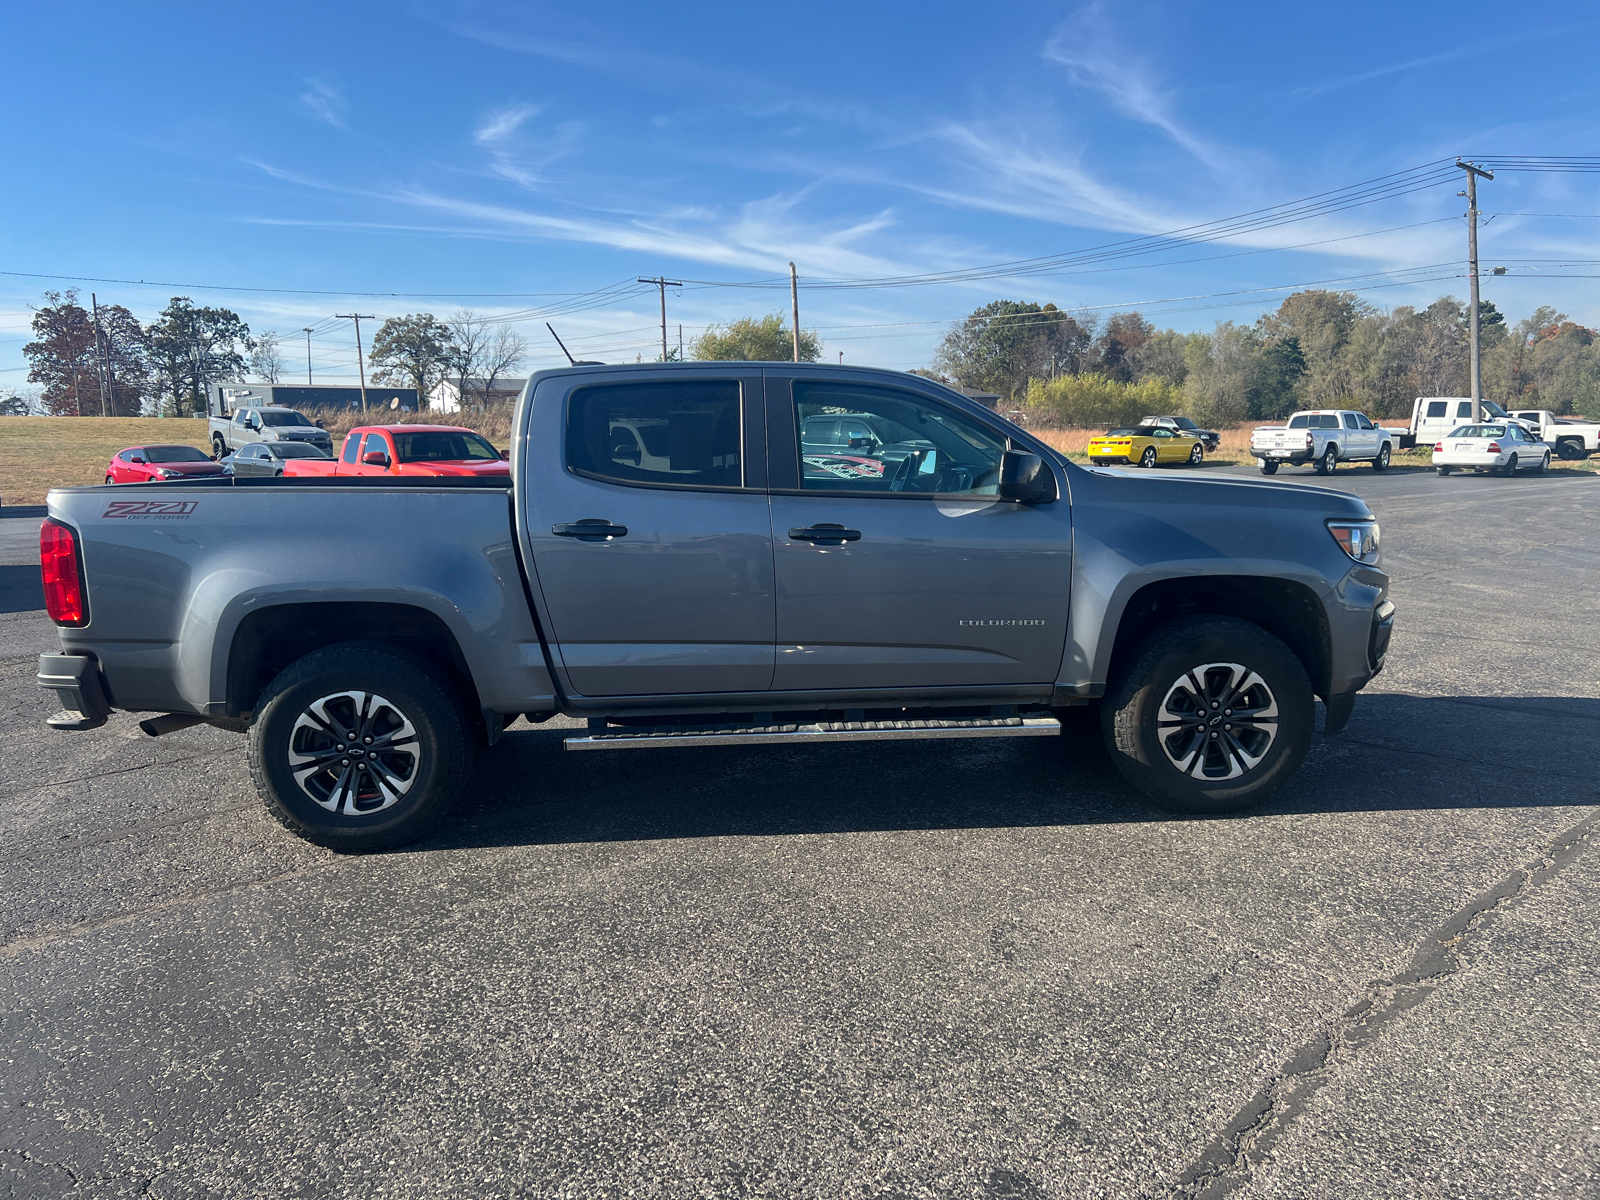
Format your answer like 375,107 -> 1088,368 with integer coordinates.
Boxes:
40,519 -> 87,626
1433,442 -> 1444,452
1487,442 -> 1501,453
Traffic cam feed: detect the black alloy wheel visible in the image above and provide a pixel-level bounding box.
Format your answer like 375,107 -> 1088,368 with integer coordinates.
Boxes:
249,645 -> 472,851
1102,616 -> 1314,814
1140,447 -> 1159,468
1556,439 -> 1585,461
212,434 -> 227,459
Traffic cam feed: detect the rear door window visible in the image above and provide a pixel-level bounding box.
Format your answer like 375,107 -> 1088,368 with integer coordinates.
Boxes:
1343,413 -> 1360,430
566,381 -> 742,489
1426,401 -> 1448,418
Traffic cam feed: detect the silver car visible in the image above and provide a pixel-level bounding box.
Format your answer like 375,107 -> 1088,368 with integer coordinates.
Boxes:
225,442 -> 334,477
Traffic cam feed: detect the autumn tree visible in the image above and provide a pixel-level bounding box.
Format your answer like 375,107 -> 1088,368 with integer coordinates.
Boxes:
24,291 -> 99,415
691,313 -> 821,362
934,301 -> 1087,399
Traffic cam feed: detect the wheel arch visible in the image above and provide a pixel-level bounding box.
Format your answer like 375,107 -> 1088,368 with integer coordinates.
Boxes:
223,601 -> 481,720
1103,575 -> 1333,701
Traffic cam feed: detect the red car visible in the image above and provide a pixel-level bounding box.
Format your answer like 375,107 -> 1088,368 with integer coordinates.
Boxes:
282,425 -> 510,479
105,444 -> 228,484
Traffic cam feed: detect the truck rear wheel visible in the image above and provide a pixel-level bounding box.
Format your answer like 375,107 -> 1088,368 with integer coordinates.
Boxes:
1259,461 -> 1279,476
1556,438 -> 1586,461
1314,445 -> 1338,474
248,645 -> 472,851
1101,617 -> 1314,814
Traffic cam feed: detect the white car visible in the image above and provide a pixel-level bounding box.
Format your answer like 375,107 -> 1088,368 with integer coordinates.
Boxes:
1433,423 -> 1551,476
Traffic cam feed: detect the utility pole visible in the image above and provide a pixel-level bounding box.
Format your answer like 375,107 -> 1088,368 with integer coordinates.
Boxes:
335,314 -> 375,410
637,277 -> 682,362
302,327 -> 314,385
90,294 -> 109,417
1457,159 -> 1494,422
789,262 -> 800,362
678,324 -> 683,362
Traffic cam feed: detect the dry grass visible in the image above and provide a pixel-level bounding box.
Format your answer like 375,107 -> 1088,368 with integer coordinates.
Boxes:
1,416 -> 214,505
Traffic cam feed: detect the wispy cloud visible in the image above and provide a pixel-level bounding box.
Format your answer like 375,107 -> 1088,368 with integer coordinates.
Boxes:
298,79 -> 349,131
450,24 -> 749,95
1289,21 -> 1590,102
1041,3 -> 1228,171
475,102 -> 540,144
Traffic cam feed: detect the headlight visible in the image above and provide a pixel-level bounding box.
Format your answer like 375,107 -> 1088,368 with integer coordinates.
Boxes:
156,468 -> 181,479
1327,519 -> 1380,563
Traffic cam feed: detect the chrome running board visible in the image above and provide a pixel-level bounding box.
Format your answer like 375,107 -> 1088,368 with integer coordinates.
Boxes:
565,712 -> 1061,751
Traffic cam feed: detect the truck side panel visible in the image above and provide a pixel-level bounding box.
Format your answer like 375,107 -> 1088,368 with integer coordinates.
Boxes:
47,484 -> 555,717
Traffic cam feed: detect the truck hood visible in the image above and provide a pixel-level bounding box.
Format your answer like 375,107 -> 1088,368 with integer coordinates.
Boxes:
1073,462 -> 1372,518
157,461 -> 227,477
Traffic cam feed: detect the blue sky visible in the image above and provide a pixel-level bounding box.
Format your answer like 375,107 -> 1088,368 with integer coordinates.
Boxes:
2,1 -> 1597,386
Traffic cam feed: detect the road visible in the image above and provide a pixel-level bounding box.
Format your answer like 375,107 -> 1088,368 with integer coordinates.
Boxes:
2,465 -> 1597,1199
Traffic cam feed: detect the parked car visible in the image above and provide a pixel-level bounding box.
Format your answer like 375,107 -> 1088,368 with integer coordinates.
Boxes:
104,445 -> 227,485
37,363 -> 1394,853
223,443 -> 334,477
1251,410 -> 1394,475
210,405 -> 334,459
1086,425 -> 1204,468
1433,423 -> 1551,476
282,425 -> 510,479
1391,396 -> 1514,450
1500,409 -> 1599,460
1140,415 -> 1220,451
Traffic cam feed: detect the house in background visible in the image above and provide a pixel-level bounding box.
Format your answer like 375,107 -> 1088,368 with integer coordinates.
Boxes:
428,377 -> 530,414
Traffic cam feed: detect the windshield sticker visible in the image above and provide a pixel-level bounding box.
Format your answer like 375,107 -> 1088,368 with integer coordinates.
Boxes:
102,499 -> 198,520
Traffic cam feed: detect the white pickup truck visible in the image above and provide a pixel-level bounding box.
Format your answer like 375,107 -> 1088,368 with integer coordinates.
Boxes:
1502,409 -> 1599,460
1251,409 -> 1395,476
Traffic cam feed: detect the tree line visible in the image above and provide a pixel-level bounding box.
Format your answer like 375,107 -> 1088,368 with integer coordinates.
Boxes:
11,292 -> 828,416
931,292 -> 1600,427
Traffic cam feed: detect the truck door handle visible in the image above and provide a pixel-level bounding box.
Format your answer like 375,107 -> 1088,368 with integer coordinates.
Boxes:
789,524 -> 861,544
552,520 -> 628,541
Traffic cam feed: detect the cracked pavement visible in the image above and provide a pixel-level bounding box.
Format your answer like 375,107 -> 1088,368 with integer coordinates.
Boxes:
1,467 -> 1597,1198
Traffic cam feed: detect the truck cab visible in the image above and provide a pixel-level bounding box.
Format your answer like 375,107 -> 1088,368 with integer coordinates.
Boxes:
282,425 -> 511,478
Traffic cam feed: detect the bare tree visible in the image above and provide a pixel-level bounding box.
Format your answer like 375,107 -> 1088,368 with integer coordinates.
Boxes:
251,330 -> 286,383
477,324 -> 528,408
445,310 -> 491,412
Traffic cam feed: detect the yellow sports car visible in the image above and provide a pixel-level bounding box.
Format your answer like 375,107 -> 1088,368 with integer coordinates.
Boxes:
1087,424 -> 1204,468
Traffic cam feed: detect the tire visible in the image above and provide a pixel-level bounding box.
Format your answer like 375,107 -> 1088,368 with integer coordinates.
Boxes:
248,645 -> 473,851
1538,452 -> 1550,473
104,475 -> 115,486
1101,617 -> 1314,814
1188,443 -> 1204,466
1556,439 -> 1585,461
1314,444 -> 1338,475
1372,444 -> 1391,472
1259,461 -> 1279,476
1437,465 -> 1453,476
212,435 -> 228,460
1140,447 -> 1158,468
1500,453 -> 1518,477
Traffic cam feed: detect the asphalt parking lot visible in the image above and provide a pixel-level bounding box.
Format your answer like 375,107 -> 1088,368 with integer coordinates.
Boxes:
2,462 -> 1598,1200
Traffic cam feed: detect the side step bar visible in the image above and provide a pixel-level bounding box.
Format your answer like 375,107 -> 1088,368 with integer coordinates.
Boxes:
565,712 -> 1061,751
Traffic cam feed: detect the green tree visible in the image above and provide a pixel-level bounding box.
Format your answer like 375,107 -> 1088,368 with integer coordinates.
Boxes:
1182,321 -> 1260,426
147,297 -> 252,416
691,313 -> 820,362
933,301 -> 1090,400
370,314 -> 455,404
1251,335 -> 1305,419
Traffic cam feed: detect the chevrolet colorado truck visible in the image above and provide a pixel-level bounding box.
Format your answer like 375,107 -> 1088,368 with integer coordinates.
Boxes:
282,424 -> 511,479
35,363 -> 1394,851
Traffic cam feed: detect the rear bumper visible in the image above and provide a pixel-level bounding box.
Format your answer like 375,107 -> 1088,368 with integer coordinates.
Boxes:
36,653 -> 112,731
1253,448 -> 1312,463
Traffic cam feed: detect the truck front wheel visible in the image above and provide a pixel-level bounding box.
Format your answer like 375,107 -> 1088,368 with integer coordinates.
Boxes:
212,434 -> 228,460
1102,617 -> 1314,814
248,645 -> 472,851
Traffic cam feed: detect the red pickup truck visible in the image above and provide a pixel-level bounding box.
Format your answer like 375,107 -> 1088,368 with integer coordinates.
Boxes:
282,424 -> 510,479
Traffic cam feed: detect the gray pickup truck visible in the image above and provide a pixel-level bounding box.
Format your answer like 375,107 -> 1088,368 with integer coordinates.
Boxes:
36,363 -> 1394,850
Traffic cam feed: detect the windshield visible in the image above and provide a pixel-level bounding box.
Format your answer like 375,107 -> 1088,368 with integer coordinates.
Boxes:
1105,428 -> 1137,436
1482,400 -> 1508,418
1449,425 -> 1506,438
145,445 -> 212,463
258,410 -> 313,427
269,443 -> 332,458
393,430 -> 501,462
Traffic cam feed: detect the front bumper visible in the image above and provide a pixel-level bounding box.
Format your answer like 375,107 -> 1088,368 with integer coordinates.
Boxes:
37,653 -> 112,731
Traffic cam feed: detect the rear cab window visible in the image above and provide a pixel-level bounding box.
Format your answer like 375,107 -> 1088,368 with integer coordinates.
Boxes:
566,381 -> 743,489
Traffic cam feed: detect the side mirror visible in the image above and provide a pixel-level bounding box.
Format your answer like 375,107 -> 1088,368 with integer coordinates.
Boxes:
130,455 -> 147,465
362,451 -> 390,467
998,450 -> 1053,504
315,419 -> 324,429
500,448 -> 510,460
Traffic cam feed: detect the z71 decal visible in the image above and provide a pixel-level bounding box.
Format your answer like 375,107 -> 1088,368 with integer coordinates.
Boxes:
102,500 -> 198,520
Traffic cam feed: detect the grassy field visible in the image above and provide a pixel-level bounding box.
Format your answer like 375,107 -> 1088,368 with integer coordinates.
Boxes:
1,417 -> 215,505
2,415 -> 1593,506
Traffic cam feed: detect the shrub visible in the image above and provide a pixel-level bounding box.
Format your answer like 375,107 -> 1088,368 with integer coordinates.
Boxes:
1023,373 -> 1184,430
